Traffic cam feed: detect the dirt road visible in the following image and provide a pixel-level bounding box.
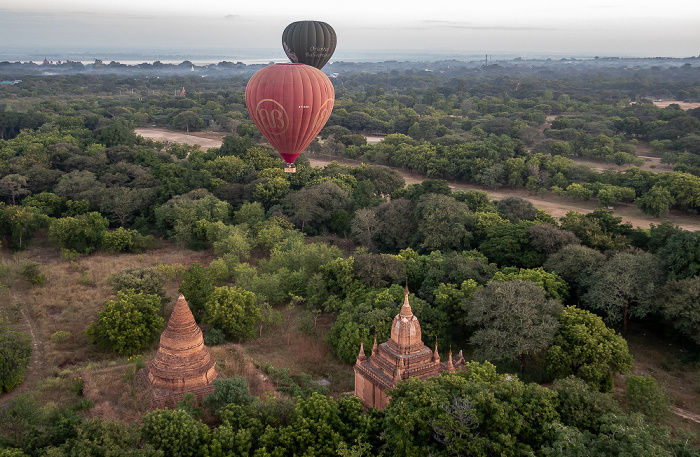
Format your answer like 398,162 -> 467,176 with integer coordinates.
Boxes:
134,128 -> 700,231
135,128 -> 224,150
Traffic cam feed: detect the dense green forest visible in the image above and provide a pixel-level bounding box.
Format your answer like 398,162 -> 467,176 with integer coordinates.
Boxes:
1,58 -> 700,456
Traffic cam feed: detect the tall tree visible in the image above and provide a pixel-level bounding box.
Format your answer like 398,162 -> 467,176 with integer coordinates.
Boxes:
467,280 -> 562,372
204,286 -> 261,340
582,250 -> 660,331
544,244 -> 605,306
546,307 -> 633,392
84,290 -> 164,355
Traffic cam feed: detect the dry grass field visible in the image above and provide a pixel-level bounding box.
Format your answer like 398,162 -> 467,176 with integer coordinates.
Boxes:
0,237 -> 354,423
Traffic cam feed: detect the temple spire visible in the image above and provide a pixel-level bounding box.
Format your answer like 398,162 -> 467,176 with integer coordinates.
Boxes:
447,347 -> 455,372
357,340 -> 367,362
372,334 -> 378,357
433,338 -> 440,362
401,284 -> 413,317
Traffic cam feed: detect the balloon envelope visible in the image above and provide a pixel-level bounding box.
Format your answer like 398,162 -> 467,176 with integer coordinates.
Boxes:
282,21 -> 337,69
245,63 -> 335,168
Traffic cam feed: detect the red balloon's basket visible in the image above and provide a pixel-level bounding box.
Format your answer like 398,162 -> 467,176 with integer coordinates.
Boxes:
284,163 -> 296,173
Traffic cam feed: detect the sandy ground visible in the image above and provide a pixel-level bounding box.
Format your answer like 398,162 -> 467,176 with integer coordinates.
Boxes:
652,100 -> 700,110
134,128 -> 700,231
365,135 -> 386,144
135,128 -> 225,150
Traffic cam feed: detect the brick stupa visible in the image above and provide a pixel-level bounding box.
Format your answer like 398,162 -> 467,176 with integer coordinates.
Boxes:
354,286 -> 464,410
140,294 -> 218,408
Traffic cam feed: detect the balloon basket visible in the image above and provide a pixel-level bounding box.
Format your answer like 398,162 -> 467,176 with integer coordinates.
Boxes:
284,163 -> 296,173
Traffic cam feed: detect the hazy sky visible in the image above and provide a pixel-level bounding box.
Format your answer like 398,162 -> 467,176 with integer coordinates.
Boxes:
1,0 -> 699,59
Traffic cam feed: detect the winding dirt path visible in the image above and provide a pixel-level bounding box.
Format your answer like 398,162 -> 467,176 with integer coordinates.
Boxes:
671,407 -> 700,424
134,128 -> 700,231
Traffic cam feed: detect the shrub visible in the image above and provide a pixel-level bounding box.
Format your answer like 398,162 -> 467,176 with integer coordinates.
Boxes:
50,331 -> 71,343
203,376 -> 254,414
84,290 -> 164,355
107,268 -> 167,298
203,328 -> 225,346
103,227 -> 156,253
0,331 -> 32,392
625,375 -> 670,422
19,261 -> 46,286
49,212 -> 108,254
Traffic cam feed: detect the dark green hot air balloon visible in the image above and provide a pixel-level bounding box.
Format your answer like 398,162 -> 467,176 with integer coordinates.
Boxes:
282,21 -> 337,69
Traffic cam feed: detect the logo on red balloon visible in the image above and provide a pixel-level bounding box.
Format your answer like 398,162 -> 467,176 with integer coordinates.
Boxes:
255,99 -> 289,135
312,98 -> 334,132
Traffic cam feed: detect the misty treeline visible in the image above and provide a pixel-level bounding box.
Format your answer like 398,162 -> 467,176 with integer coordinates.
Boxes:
1,59 -> 700,456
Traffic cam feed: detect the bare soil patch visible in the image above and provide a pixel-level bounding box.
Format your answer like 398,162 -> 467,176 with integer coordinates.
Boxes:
242,307 -> 354,395
652,100 -> 700,110
135,128 -> 224,150
625,327 -> 700,433
365,135 -> 386,144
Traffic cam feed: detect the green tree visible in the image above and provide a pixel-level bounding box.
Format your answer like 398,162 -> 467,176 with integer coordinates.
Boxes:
372,198 -> 419,252
491,267 -> 569,301
479,221 -> 544,268
542,414 -> 697,457
256,394 -> 371,457
550,376 -> 621,433
656,277 -> 700,345
283,181 -> 350,233
657,230 -> 700,279
171,110 -> 206,132
179,263 -> 214,318
625,375 -> 671,423
100,187 -> 155,226
141,408 -> 207,457
204,286 -> 261,340
582,251 -> 661,331
496,196 -> 537,223
544,244 -> 605,306
467,280 -> 562,372
529,223 -> 580,256
49,212 -> 108,254
350,208 -> 379,249
414,193 -> 472,252
559,210 -> 629,251
546,307 -> 632,391
57,418 -> 162,457
84,290 -> 164,355
636,185 -> 676,217
0,330 -> 32,392
384,365 -> 559,457
253,176 -> 291,208
203,376 -> 254,414
0,204 -> 48,251
154,190 -> 231,247
0,174 -> 30,205
98,119 -> 136,147
107,267 -> 167,299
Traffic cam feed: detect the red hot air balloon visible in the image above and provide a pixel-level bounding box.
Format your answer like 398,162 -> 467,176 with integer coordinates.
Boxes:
245,63 -> 334,172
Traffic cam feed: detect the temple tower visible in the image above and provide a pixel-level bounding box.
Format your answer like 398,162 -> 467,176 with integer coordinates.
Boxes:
141,294 -> 218,408
353,286 -> 464,410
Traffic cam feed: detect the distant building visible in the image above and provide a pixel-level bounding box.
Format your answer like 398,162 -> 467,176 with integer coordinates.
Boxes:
354,286 -> 465,410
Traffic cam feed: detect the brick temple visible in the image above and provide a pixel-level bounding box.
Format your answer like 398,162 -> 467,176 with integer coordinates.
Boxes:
354,286 -> 465,410
140,294 -> 218,408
